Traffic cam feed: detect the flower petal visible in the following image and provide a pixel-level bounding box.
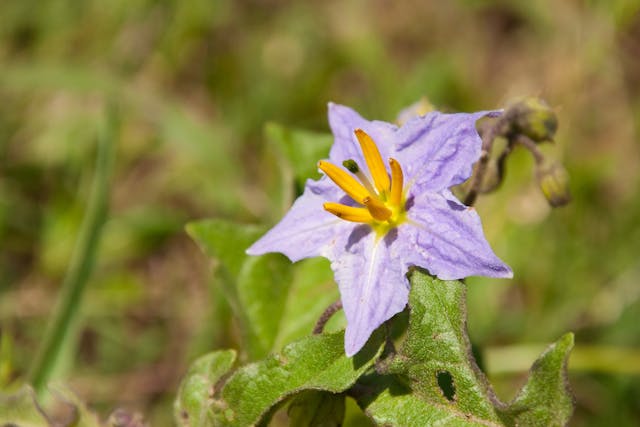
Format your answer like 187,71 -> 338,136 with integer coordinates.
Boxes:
404,190 -> 513,280
396,111 -> 499,192
327,103 -> 398,168
247,178 -> 352,262
329,226 -> 409,356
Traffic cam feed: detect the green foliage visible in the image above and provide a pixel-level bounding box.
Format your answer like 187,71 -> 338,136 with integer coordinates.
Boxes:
186,219 -> 291,359
384,270 -> 504,423
174,268 -> 573,426
175,331 -> 383,426
28,108 -> 117,395
499,333 -> 574,426
355,375 -> 493,426
174,350 -> 237,427
264,122 -> 333,191
186,219 -> 341,359
287,390 -> 345,427
0,387 -> 49,427
364,270 -> 574,426
0,385 -> 101,427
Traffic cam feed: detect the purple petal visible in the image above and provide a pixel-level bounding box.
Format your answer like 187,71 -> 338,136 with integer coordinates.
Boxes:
328,226 -> 409,356
403,190 -> 513,280
395,111 -> 498,192
247,178 -> 352,262
327,103 -> 398,168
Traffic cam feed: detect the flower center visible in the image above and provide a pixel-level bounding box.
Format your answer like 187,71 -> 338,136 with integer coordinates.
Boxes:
318,129 -> 407,235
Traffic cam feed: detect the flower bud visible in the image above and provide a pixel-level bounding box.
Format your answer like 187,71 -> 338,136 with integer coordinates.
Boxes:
536,161 -> 571,207
508,97 -> 558,142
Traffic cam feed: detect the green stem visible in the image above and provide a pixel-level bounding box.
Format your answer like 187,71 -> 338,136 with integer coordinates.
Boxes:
28,107 -> 117,394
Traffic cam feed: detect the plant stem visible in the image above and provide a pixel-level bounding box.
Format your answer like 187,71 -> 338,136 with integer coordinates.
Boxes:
464,113 -> 511,206
28,107 -> 117,394
313,301 -> 343,334
514,134 -> 545,164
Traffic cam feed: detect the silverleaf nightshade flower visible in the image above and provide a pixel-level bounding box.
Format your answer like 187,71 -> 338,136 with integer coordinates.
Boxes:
247,103 -> 512,357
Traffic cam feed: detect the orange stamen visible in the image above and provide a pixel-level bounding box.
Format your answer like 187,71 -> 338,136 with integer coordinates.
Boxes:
363,196 -> 393,221
389,158 -> 404,208
354,129 -> 391,196
323,203 -> 373,223
318,160 -> 371,204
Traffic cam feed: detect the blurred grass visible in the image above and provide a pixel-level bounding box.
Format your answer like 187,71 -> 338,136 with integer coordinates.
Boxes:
28,103 -> 116,394
0,0 -> 640,425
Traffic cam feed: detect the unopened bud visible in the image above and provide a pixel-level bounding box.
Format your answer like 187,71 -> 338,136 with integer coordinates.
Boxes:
508,97 -> 558,142
536,161 -> 571,207
396,97 -> 435,125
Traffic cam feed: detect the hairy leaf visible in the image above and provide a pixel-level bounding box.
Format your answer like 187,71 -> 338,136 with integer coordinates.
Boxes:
175,350 -> 237,427
212,331 -> 383,426
356,270 -> 574,426
498,333 -> 574,426
356,375 -> 494,427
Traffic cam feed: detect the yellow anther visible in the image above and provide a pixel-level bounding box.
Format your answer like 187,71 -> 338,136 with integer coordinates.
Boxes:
363,196 -> 393,221
354,129 -> 391,196
323,203 -> 373,223
318,160 -> 371,204
389,158 -> 404,208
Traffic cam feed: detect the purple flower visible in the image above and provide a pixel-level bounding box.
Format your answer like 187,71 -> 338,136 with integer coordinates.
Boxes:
247,103 -> 512,356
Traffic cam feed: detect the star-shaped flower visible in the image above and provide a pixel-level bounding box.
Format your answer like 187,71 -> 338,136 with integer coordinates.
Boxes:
247,103 -> 512,356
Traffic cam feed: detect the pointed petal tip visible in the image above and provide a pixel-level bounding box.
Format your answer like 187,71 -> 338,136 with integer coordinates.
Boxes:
327,101 -> 340,113
343,324 -> 372,358
245,242 -> 262,256
327,102 -> 356,117
344,341 -> 360,358
480,263 -> 513,280
495,262 -> 514,279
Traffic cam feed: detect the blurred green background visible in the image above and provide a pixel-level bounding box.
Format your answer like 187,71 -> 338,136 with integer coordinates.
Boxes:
1,0 -> 639,425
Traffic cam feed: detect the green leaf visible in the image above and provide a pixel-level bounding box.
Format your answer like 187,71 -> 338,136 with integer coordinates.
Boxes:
0,385 -> 101,427
0,386 -> 49,427
390,270 -> 502,422
187,220 -> 343,358
273,258 -> 341,349
287,390 -> 345,427
498,333 -> 574,427
186,219 -> 265,280
175,350 -> 237,427
213,330 -> 384,426
264,122 -> 332,190
358,269 -> 574,426
186,219 -> 292,359
356,375 -> 492,427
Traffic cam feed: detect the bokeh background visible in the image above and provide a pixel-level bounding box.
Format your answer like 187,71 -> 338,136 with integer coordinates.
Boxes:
1,0 -> 640,425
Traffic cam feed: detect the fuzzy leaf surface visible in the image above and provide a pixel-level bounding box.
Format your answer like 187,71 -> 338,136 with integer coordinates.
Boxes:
175,350 -> 237,427
214,331 -> 383,426
355,270 -> 573,426
498,333 -> 574,426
